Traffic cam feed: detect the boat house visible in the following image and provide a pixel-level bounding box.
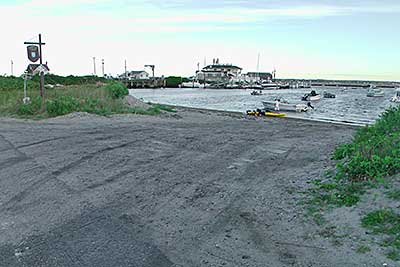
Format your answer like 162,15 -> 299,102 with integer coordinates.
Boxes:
196,59 -> 242,82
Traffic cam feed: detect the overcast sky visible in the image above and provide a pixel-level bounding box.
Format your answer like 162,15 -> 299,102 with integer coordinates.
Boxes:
1,0 -> 400,81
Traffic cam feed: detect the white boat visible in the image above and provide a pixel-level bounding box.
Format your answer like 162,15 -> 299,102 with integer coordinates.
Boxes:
262,100 -> 308,112
367,88 -> 384,97
181,81 -> 201,88
261,82 -> 279,90
391,88 -> 400,103
226,83 -> 241,89
244,84 -> 263,90
302,90 -> 321,101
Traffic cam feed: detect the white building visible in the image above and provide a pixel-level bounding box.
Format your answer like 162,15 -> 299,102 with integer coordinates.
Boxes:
119,70 -> 149,80
196,59 -> 242,82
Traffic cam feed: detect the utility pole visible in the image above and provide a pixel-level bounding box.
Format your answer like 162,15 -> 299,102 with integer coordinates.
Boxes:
93,57 -> 96,76
101,59 -> 105,77
124,59 -> 127,82
24,33 -> 46,98
10,60 -> 13,76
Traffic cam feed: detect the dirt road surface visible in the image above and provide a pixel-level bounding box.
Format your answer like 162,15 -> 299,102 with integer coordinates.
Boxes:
0,110 -> 382,266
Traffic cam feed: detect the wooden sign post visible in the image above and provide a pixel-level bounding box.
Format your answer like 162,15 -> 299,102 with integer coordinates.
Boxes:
24,34 -> 46,98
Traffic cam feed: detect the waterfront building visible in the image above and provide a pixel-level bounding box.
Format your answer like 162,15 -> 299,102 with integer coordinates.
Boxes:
119,70 -> 149,80
196,59 -> 242,83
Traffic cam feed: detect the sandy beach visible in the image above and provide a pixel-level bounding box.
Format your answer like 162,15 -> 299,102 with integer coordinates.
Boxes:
0,109 -> 387,266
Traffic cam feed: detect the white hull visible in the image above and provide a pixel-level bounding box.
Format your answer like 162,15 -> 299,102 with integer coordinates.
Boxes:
262,101 -> 308,112
391,96 -> 400,103
181,82 -> 201,88
262,83 -> 279,90
308,95 -> 321,101
302,94 -> 321,101
390,89 -> 400,102
367,88 -> 384,97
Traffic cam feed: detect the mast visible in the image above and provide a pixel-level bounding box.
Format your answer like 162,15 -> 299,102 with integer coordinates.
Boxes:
257,53 -> 260,82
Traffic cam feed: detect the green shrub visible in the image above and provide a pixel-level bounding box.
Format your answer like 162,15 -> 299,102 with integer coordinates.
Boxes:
0,76 -> 38,91
17,97 -> 43,115
31,74 -> 106,85
104,82 -> 128,99
46,96 -> 79,116
333,106 -> 400,181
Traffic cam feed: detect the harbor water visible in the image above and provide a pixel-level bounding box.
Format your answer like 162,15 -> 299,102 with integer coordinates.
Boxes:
129,87 -> 400,126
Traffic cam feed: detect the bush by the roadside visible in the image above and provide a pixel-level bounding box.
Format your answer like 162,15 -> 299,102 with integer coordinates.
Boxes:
104,82 -> 129,99
46,96 -> 79,116
17,97 -> 43,115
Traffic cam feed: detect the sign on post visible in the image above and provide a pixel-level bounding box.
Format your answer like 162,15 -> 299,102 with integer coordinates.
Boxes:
27,45 -> 40,62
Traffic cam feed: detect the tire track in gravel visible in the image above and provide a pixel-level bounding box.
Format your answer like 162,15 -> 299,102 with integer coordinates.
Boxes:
0,139 -> 144,212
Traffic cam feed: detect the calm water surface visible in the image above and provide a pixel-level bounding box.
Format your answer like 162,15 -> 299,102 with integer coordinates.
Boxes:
129,87 -> 400,125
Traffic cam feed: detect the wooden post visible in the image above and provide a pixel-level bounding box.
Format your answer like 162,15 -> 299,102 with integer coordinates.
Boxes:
38,34 -> 45,98
24,34 -> 46,98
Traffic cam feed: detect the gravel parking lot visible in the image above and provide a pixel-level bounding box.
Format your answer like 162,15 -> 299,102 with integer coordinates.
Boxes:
0,110 -> 382,266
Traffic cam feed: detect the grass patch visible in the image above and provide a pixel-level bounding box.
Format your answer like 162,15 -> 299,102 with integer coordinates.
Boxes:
387,189 -> 400,200
362,209 -> 400,260
0,76 -> 168,118
387,250 -> 400,261
152,104 -> 177,113
356,245 -> 371,254
361,209 -> 400,235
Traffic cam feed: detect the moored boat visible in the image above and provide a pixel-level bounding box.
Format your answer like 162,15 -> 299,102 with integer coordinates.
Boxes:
367,87 -> 384,97
181,81 -> 201,88
261,82 -> 279,90
391,88 -> 400,103
250,90 -> 263,95
323,91 -> 336,98
262,100 -> 308,112
302,90 -> 321,101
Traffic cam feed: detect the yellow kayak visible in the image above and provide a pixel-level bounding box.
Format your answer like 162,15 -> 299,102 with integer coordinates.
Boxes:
264,112 -> 286,117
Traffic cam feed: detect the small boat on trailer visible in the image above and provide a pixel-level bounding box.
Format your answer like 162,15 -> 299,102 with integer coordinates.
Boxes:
262,101 -> 308,112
